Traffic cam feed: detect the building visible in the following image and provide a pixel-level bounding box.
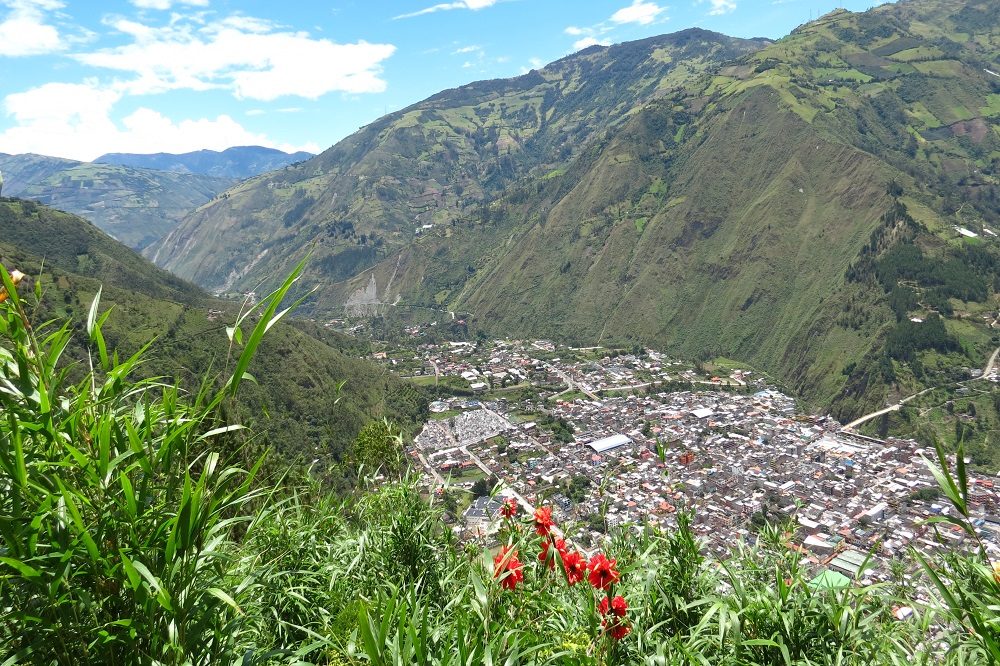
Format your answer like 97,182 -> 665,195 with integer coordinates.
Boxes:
463,496 -> 505,525
587,434 -> 632,453
829,549 -> 869,578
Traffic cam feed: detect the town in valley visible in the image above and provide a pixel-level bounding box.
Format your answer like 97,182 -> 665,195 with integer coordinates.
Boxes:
365,333 -> 1000,599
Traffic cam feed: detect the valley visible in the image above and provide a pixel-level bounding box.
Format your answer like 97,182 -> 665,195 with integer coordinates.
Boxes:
2,0 -> 1000,662
143,0 -> 1000,430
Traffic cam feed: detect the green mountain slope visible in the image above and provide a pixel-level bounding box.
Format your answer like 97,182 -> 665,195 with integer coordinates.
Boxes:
0,198 -> 426,467
146,29 -> 769,291
0,153 -> 233,249
149,0 -> 1000,418
329,0 -> 1000,415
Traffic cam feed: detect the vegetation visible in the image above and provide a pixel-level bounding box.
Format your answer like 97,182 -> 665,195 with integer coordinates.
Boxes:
148,0 -> 1000,429
0,155 -> 233,249
0,200 -> 427,481
2,264 -> 998,665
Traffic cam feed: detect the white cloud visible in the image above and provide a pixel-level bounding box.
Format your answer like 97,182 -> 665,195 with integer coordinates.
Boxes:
75,15 -> 396,101
566,2 -> 665,53
217,15 -> 275,33
519,56 -> 545,75
130,0 -> 207,9
573,37 -> 610,51
394,0 -> 498,20
0,0 -> 64,56
452,44 -> 480,54
610,0 -> 666,25
706,0 -> 736,14
0,81 -> 316,160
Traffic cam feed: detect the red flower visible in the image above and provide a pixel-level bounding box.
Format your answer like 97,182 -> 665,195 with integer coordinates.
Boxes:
493,546 -> 524,590
611,595 -> 628,617
604,621 -> 631,640
539,537 -> 568,569
587,553 -> 620,590
500,497 -> 519,518
533,506 -> 555,536
561,550 -> 587,586
599,596 -> 630,641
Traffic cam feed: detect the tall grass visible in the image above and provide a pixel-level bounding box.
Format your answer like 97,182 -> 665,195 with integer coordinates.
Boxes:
0,262 -> 301,664
1,263 -> 997,665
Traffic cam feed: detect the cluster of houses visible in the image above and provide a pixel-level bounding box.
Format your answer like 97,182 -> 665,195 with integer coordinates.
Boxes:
407,340 -> 1000,591
380,338 -> 749,397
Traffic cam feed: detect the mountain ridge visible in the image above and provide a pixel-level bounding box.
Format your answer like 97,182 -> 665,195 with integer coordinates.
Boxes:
0,152 -> 233,249
95,145 -> 314,180
147,29 -> 770,290
148,0 -> 1000,418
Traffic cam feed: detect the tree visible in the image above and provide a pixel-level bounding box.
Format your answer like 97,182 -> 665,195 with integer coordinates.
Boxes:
470,475 -> 499,497
440,490 -> 458,516
351,418 -> 404,475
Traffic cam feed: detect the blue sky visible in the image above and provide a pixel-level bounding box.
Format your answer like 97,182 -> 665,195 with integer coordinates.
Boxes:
0,0 -> 891,161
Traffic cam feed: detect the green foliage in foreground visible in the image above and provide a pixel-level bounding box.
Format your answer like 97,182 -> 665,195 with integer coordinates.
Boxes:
1,267 -> 998,665
0,199 -> 428,472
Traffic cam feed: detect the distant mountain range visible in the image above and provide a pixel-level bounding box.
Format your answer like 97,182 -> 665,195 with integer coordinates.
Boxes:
149,0 -> 1000,419
0,153 -> 233,249
95,146 -> 314,179
0,147 -> 313,250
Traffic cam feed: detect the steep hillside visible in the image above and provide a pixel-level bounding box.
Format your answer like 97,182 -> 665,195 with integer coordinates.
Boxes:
328,0 -> 1000,416
0,199 -> 426,465
0,152 -> 76,192
0,153 -> 233,249
147,30 -> 769,291
149,0 -> 1000,417
95,146 -> 314,179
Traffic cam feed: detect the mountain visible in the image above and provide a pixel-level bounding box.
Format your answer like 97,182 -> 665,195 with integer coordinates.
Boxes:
0,198 -> 426,468
146,29 -> 769,289
148,0 -> 1000,418
95,146 -> 314,179
0,153 -> 233,249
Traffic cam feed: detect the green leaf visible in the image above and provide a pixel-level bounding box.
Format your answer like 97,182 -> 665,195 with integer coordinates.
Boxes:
956,440 -> 968,510
226,325 -> 243,345
0,556 -> 41,579
206,587 -> 242,615
86,286 -> 102,337
130,559 -> 172,611
226,254 -> 313,398
119,551 -> 140,591
196,424 -> 246,442
59,484 -> 100,563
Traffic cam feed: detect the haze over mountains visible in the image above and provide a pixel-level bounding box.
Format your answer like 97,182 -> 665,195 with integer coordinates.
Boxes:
0,147 -> 312,249
147,0 -> 1000,419
0,153 -> 231,249
95,146 -> 314,180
